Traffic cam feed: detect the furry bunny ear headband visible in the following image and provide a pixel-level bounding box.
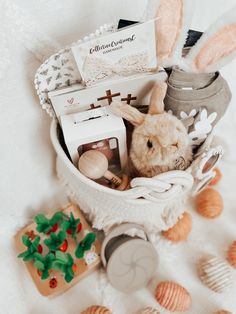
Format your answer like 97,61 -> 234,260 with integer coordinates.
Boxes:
145,0 -> 192,67
146,0 -> 236,72
186,8 -> 236,73
109,82 -> 167,125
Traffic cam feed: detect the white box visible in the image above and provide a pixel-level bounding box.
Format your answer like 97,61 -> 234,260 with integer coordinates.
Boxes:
60,106 -> 127,171
48,69 -> 167,122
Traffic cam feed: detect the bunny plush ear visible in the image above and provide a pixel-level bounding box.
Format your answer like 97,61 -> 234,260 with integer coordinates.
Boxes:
146,0 -> 192,67
148,81 -> 167,114
186,6 -> 236,73
109,101 -> 145,126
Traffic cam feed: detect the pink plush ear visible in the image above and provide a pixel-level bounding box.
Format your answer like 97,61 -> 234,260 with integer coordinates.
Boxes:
190,23 -> 236,72
153,0 -> 191,66
148,81 -> 167,115
186,7 -> 236,72
109,101 -> 145,126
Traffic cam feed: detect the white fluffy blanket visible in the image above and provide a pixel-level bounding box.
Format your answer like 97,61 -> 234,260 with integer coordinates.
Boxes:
1,0 -> 236,313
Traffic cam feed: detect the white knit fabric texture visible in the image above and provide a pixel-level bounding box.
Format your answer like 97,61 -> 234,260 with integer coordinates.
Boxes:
1,1 -> 236,313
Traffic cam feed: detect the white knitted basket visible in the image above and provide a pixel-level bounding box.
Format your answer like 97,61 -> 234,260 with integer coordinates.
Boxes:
50,119 -> 195,232
35,25 -> 223,233
50,119 -> 223,232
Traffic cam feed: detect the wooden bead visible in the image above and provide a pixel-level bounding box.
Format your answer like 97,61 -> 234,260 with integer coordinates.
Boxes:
213,311 -> 232,314
162,212 -> 192,242
195,188 -> 223,218
81,305 -> 112,314
155,281 -> 191,312
79,150 -> 108,179
209,168 -> 222,186
78,150 -> 122,186
197,255 -> 232,293
227,241 -> 236,268
138,307 -> 160,314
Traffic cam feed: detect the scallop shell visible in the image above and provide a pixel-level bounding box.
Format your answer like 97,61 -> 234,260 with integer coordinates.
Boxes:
213,310 -> 232,314
155,281 -> 191,312
196,188 -> 223,218
227,241 -> 236,268
138,307 -> 160,314
197,255 -> 233,293
209,167 -> 222,186
81,305 -> 112,314
162,212 -> 192,242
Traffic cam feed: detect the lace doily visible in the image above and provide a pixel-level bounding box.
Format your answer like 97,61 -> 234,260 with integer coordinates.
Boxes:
82,51 -> 150,85
34,24 -> 115,118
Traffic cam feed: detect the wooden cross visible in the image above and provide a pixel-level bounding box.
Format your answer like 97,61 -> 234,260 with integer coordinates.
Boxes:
97,89 -> 120,105
121,94 -> 137,104
88,103 -> 101,110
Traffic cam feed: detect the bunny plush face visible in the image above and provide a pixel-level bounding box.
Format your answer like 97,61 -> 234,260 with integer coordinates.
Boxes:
110,82 -> 193,178
132,113 -> 190,167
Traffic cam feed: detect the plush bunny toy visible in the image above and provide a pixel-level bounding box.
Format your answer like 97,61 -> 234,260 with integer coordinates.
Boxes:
110,82 -> 193,178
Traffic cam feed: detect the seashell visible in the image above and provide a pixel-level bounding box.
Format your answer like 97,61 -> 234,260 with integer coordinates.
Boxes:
162,212 -> 192,242
196,188 -> 223,218
155,281 -> 191,312
213,310 -> 232,314
138,307 -> 160,314
227,241 -> 236,268
197,255 -> 233,293
209,167 -> 222,186
80,305 -> 112,314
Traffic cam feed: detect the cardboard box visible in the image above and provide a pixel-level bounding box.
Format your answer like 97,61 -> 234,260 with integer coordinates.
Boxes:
48,69 -> 167,122
15,203 -> 101,297
60,106 -> 128,170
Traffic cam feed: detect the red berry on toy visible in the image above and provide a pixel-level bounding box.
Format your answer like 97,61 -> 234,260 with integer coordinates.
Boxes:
77,223 -> 82,233
49,277 -> 57,289
59,239 -> 68,252
67,229 -> 72,235
72,264 -> 77,273
52,223 -> 59,232
47,223 -> 58,235
37,269 -> 42,277
67,223 -> 82,235
37,244 -> 43,253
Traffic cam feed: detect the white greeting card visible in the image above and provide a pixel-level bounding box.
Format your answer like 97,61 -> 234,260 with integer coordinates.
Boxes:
71,20 -> 157,85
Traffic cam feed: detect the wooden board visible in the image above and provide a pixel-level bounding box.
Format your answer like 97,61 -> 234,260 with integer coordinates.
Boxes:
15,203 -> 101,297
